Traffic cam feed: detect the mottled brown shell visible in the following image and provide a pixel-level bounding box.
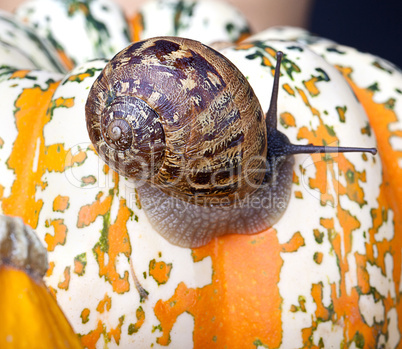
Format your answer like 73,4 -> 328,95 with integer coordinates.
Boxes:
86,36 -> 267,205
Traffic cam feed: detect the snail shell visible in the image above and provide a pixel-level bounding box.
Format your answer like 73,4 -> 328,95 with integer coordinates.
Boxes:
85,37 -> 293,247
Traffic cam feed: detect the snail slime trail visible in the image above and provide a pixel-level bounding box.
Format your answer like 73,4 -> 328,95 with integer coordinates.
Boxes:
85,37 -> 377,248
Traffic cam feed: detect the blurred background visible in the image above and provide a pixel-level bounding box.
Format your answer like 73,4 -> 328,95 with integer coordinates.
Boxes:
1,0 -> 401,67
309,0 -> 401,69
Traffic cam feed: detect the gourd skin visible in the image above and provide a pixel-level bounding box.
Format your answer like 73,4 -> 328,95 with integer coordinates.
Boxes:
0,10 -> 67,72
132,0 -> 251,44
86,36 -> 293,247
0,3 -> 401,346
2,37 -> 398,348
14,0 -> 131,68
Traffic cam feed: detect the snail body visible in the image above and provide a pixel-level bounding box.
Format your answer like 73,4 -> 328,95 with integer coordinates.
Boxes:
86,37 -> 376,247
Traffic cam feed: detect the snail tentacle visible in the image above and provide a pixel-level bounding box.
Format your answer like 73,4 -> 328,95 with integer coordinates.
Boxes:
265,51 -> 377,183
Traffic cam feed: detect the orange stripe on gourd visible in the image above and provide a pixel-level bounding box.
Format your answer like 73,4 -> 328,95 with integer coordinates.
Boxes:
154,229 -> 305,348
338,65 -> 402,336
1,83 -> 79,229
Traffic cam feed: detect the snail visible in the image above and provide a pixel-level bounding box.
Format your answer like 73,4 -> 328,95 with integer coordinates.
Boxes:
85,37 -> 376,248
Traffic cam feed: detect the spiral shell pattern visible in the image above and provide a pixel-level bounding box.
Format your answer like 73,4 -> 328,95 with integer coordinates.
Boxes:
86,37 -> 267,205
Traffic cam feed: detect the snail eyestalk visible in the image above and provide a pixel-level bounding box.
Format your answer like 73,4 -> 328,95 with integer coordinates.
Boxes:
266,50 -> 377,161
266,51 -> 283,133
279,143 -> 377,156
